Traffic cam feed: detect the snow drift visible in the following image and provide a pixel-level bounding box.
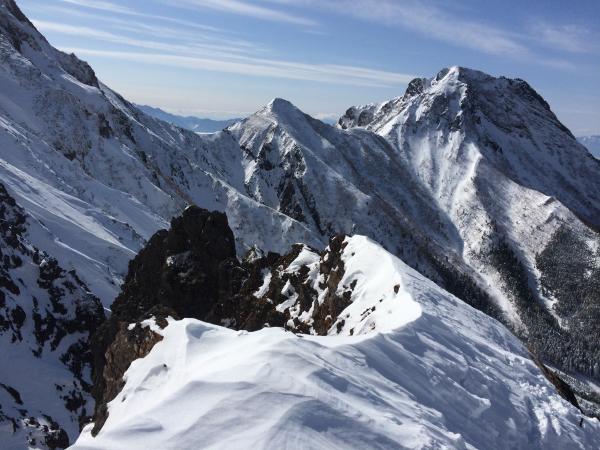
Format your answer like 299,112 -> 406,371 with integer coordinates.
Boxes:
72,237 -> 600,450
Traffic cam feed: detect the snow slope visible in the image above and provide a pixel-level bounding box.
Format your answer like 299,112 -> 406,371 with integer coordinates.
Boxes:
72,236 -> 600,450
0,183 -> 104,450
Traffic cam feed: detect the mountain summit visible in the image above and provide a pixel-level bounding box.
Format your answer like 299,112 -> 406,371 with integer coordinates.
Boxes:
340,65 -> 600,227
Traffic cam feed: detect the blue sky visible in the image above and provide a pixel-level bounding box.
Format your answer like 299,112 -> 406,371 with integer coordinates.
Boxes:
19,0 -> 600,134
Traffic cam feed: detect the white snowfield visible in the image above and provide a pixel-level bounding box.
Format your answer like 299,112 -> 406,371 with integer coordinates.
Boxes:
72,237 -> 600,450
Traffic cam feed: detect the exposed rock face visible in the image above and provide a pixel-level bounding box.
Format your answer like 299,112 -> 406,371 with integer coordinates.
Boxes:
90,206 -> 364,433
0,183 -> 105,449
91,310 -> 170,435
244,235 -> 356,336
309,235 -> 353,335
110,206 -> 237,322
532,355 -> 580,411
90,207 -> 283,434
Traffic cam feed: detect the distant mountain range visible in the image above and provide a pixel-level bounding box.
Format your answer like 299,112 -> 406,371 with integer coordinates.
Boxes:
578,135 -> 600,158
135,104 -> 241,133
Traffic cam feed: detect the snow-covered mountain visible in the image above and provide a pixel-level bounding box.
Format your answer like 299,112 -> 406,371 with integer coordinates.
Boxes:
73,232 -> 600,450
134,104 -> 241,134
338,69 -> 600,229
1,0 -> 600,448
0,183 -> 104,450
0,0 -> 323,311
578,135 -> 600,159
337,68 -> 600,378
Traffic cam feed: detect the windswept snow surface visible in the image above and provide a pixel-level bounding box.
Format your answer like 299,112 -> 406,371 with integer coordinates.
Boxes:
72,237 -> 600,450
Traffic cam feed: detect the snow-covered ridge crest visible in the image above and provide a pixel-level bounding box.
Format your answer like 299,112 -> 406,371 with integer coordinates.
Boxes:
252,235 -> 423,336
332,236 -> 423,335
73,236 -> 600,450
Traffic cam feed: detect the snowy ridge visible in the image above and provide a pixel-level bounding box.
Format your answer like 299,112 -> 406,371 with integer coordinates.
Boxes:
247,237 -> 422,336
0,1 -> 599,447
72,236 -> 600,450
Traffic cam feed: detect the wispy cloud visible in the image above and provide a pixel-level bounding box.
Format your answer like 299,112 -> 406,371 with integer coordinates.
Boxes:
32,20 -> 255,56
269,0 -> 578,68
168,0 -> 318,27
531,22 -> 599,54
59,0 -> 224,33
62,47 -> 414,87
35,8 -> 265,53
34,13 -> 413,87
59,0 -> 136,15
309,0 -> 527,56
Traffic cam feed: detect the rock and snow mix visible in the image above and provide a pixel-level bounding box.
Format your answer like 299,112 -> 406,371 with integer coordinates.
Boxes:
0,0 -> 599,448
1,0 -> 600,378
0,184 -> 104,450
72,237 -> 600,450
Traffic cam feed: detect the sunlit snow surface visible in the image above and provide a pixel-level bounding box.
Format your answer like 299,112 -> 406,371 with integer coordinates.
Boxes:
72,237 -> 600,450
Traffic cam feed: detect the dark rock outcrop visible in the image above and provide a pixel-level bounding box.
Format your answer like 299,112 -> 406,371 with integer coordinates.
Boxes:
90,206 -> 360,433
312,235 -> 353,335
90,207 -> 285,434
532,355 -> 580,411
110,206 -> 237,322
